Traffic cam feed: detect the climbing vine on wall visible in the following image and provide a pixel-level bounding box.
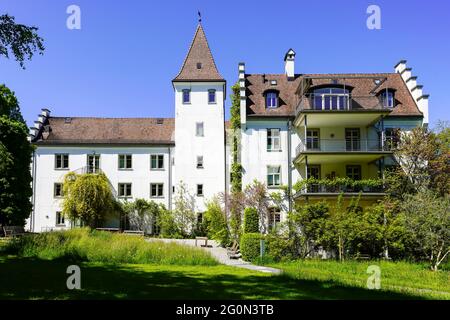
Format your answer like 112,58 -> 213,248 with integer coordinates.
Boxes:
230,82 -> 242,193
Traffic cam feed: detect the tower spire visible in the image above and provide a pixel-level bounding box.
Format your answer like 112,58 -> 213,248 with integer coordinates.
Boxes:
198,10 -> 201,23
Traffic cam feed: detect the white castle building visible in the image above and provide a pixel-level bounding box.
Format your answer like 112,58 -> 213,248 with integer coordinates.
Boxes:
27,23 -> 428,233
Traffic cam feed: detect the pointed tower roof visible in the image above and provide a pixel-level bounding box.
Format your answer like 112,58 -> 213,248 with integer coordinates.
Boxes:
173,24 -> 224,82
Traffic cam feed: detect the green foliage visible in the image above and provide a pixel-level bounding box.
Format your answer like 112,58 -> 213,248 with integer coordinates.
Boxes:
0,85 -> 24,123
62,172 -> 118,227
4,228 -> 217,265
230,82 -> 242,193
121,198 -> 166,233
204,197 -> 229,246
173,181 -> 196,238
293,177 -> 383,193
401,191 -> 450,271
240,232 -> 264,262
157,209 -> 182,238
265,233 -> 294,262
0,14 -> 45,69
243,207 -> 259,233
0,115 -> 33,226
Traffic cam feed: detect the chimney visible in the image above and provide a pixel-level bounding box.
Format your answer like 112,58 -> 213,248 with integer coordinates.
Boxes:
284,49 -> 296,80
238,62 -> 246,128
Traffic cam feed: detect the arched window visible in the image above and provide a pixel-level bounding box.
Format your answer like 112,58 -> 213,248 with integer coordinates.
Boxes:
265,91 -> 278,108
312,87 -> 350,110
380,90 -> 395,108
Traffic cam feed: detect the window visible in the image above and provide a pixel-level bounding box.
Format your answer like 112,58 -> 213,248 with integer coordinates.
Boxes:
266,91 -> 278,108
118,183 -> 132,198
197,212 -> 204,225
150,183 -> 164,198
306,129 -> 320,150
55,154 -> 69,169
385,128 -> 400,150
196,62 -> 202,69
208,89 -> 216,104
196,122 -> 204,137
312,87 -> 349,110
380,91 -> 395,108
118,154 -> 132,169
182,89 -> 191,104
56,211 -> 65,226
307,165 -> 321,192
346,165 -> 361,180
54,183 -> 63,197
267,129 -> 281,151
267,166 -> 281,187
268,207 -> 281,231
197,184 -> 204,196
87,154 -> 100,173
150,154 -> 164,170
197,156 -> 204,169
345,128 -> 361,151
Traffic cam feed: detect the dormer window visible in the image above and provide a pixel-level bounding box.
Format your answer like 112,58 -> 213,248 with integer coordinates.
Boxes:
197,62 -> 202,69
380,90 -> 395,108
265,91 -> 278,108
182,89 -> 191,104
312,87 -> 350,110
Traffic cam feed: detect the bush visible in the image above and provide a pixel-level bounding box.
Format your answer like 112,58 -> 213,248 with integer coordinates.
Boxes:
243,207 -> 259,233
204,198 -> 229,246
240,232 -> 264,262
4,228 -> 217,266
266,234 -> 294,262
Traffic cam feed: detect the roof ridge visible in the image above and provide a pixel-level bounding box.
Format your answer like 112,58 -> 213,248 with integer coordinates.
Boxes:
50,116 -> 175,120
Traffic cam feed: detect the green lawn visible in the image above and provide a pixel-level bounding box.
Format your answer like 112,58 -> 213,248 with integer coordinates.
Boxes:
0,254 -> 446,300
265,260 -> 450,300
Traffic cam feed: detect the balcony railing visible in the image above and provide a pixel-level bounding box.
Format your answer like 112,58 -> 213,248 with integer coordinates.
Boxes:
296,94 -> 391,113
294,178 -> 385,196
296,139 -> 392,156
301,184 -> 385,194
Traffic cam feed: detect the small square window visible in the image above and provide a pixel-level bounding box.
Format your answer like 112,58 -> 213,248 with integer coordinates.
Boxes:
197,184 -> 204,196
119,154 -> 132,169
54,183 -> 63,197
150,154 -> 164,170
267,166 -> 281,187
196,122 -> 204,137
55,154 -> 69,169
197,156 -> 204,169
267,129 -> 281,151
182,89 -> 191,104
197,62 -> 202,69
118,183 -> 132,198
150,183 -> 164,197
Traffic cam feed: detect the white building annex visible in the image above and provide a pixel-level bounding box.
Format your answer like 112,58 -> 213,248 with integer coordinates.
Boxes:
27,22 -> 428,233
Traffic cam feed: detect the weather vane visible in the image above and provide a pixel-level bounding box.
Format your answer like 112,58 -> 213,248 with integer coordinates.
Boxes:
198,10 -> 201,23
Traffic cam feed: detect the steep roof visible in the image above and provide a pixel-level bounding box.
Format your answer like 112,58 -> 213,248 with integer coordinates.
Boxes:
173,24 -> 224,82
33,117 -> 175,145
244,73 -> 422,117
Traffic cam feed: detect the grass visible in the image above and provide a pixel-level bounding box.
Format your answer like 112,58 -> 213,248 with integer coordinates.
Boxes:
2,228 -> 217,266
264,260 -> 450,299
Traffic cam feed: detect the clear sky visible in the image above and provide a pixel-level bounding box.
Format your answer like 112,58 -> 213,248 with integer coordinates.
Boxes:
1,0 -> 449,128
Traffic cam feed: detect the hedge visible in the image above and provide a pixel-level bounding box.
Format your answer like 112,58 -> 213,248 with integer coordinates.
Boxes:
240,232 -> 264,262
243,207 -> 259,233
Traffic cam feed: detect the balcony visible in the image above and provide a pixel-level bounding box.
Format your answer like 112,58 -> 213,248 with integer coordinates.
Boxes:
294,139 -> 393,163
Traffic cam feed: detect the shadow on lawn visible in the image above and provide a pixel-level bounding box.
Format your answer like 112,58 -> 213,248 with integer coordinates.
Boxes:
0,256 -> 425,300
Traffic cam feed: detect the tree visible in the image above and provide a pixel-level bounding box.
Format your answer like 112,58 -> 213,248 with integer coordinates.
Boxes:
173,181 -> 196,238
0,116 -> 33,226
204,197 -> 229,246
121,198 -> 164,233
62,172 -> 118,227
0,84 -> 24,123
243,207 -> 259,233
244,180 -> 271,234
401,191 -> 449,271
0,14 -> 45,68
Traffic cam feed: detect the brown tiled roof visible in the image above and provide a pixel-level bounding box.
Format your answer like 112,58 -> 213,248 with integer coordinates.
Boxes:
245,73 -> 422,117
33,117 -> 175,145
173,24 -> 224,82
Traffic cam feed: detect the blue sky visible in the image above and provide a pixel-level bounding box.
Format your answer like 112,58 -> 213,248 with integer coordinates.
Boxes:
1,0 -> 449,127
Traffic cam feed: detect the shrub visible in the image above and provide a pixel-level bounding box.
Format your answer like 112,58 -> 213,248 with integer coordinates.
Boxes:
266,234 -> 294,262
240,232 -> 264,262
243,207 -> 259,233
4,228 -> 217,266
204,198 -> 229,246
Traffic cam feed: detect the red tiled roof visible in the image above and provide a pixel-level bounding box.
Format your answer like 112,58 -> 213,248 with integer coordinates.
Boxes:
173,24 -> 224,82
244,73 -> 422,117
34,117 -> 175,145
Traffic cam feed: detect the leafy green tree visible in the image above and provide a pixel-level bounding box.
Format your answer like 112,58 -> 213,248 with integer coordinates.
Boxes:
0,14 -> 45,68
173,181 -> 196,238
0,116 -> 33,226
0,85 -> 24,123
243,207 -> 259,233
401,191 -> 449,271
204,197 -> 229,246
62,172 -> 118,228
121,198 -> 164,233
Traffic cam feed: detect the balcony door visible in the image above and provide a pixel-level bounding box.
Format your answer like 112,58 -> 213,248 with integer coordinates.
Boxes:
307,165 -> 321,192
306,129 -> 320,150
345,128 -> 360,151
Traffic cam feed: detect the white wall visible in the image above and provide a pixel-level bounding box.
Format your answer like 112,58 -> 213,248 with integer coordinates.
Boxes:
173,82 -> 226,213
29,145 -> 172,232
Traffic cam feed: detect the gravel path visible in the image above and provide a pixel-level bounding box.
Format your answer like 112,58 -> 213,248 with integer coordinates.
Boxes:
147,238 -> 282,275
